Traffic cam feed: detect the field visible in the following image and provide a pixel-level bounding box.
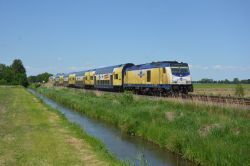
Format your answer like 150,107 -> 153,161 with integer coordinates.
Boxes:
0,86 -> 124,166
35,86 -> 250,166
192,83 -> 250,98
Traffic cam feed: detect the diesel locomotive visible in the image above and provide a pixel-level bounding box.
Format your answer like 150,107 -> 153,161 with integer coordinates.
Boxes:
51,61 -> 193,95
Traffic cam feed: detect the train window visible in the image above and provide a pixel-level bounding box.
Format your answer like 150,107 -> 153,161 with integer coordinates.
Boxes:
180,67 -> 190,74
114,74 -> 118,79
90,76 -> 93,80
147,70 -> 151,82
163,68 -> 166,73
171,67 -> 179,74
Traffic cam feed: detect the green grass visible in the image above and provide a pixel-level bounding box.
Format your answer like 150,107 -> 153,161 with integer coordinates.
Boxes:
36,87 -> 250,166
193,83 -> 250,98
0,86 -> 125,166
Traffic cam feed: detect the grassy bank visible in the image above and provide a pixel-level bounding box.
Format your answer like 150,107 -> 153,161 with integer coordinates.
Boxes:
0,86 -> 124,166
35,87 -> 250,166
192,83 -> 250,98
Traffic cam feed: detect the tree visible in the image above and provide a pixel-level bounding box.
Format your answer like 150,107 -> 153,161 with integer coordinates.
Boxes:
28,76 -> 37,83
0,64 -> 7,80
28,72 -> 53,83
11,59 -> 26,74
199,78 -> 214,83
10,59 -> 28,87
0,64 -> 13,84
224,79 -> 230,84
233,78 -> 240,84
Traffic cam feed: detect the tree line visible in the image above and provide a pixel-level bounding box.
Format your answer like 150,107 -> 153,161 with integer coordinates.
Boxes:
28,72 -> 52,83
193,78 -> 250,84
0,59 -> 29,87
0,59 -> 52,87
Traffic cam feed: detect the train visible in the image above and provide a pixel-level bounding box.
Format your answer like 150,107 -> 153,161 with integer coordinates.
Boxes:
51,61 -> 193,95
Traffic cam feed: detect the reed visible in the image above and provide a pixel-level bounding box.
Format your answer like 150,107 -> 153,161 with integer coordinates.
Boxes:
36,87 -> 250,166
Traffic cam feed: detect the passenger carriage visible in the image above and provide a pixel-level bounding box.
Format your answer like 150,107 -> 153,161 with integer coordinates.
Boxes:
75,71 -> 86,88
68,73 -> 76,87
53,74 -> 60,86
84,69 -> 96,89
94,63 -> 133,91
59,74 -> 64,86
63,74 -> 69,87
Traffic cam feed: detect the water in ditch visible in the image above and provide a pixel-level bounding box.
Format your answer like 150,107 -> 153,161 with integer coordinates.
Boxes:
28,89 -> 193,166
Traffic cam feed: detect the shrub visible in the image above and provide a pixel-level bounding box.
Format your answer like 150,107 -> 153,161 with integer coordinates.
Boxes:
29,83 -> 41,89
235,84 -> 245,97
0,79 -> 7,85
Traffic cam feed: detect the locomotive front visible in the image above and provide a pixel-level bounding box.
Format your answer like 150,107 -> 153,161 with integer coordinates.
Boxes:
169,62 -> 193,93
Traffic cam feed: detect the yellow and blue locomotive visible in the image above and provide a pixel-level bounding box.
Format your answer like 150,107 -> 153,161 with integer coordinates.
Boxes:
52,61 -> 193,94
124,61 -> 193,94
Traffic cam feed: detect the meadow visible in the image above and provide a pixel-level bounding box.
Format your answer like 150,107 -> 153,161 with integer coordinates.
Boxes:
192,83 -> 250,98
35,86 -> 250,166
0,86 -> 124,166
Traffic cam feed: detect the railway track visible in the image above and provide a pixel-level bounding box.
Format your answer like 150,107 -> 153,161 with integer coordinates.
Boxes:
186,94 -> 250,107
137,93 -> 250,108
54,86 -> 250,108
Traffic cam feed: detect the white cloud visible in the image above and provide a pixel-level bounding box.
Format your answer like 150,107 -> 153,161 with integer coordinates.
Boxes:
190,63 -> 250,72
212,65 -> 222,69
68,66 -> 77,70
190,64 -> 209,70
57,57 -> 62,61
212,65 -> 250,71
190,64 -> 250,72
67,63 -> 95,72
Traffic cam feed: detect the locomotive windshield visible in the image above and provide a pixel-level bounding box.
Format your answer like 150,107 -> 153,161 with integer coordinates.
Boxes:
171,67 -> 190,75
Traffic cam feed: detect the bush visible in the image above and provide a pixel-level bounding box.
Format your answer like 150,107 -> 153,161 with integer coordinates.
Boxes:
0,79 -> 7,85
29,83 -> 41,89
235,84 -> 245,97
120,91 -> 134,105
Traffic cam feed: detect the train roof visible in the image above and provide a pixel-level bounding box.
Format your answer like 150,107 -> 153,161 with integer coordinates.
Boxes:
95,64 -> 122,74
54,73 -> 65,77
126,61 -> 188,71
75,71 -> 87,76
95,63 -> 133,74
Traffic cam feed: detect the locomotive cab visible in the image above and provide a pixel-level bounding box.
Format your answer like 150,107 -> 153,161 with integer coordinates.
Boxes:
169,63 -> 193,93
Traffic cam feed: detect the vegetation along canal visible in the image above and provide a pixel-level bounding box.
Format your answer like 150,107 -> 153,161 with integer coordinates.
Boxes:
28,89 -> 193,166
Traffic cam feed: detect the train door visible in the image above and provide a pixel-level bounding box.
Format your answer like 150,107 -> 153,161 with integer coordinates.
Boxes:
94,76 -> 96,85
110,75 -> 113,86
147,70 -> 151,83
161,67 -> 167,84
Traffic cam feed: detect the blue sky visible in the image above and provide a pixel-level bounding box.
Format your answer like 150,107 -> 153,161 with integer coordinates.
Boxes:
0,0 -> 249,80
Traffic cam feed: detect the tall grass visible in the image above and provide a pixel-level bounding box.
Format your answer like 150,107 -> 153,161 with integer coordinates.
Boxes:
36,87 -> 250,166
